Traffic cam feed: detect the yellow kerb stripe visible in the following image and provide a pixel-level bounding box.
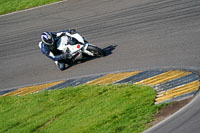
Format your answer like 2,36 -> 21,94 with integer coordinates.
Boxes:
1,81 -> 63,97
137,70 -> 191,86
87,71 -> 141,85
156,80 -> 199,103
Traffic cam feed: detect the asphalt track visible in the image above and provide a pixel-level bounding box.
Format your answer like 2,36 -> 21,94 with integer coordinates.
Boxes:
0,0 -> 200,132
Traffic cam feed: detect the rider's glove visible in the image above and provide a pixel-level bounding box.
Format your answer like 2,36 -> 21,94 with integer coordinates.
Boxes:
61,52 -> 70,59
69,29 -> 76,34
58,32 -> 66,38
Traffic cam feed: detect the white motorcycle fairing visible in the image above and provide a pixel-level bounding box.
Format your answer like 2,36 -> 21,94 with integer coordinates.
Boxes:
57,33 -> 94,58
57,36 -> 83,54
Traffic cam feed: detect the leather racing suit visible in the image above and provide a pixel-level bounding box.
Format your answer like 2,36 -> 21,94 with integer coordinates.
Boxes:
39,30 -> 73,71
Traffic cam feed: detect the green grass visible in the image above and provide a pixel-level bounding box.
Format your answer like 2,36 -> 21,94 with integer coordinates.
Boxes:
0,0 -> 62,15
0,84 -> 165,133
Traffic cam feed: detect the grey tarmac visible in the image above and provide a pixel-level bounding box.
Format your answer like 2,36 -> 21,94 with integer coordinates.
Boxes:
0,0 -> 200,133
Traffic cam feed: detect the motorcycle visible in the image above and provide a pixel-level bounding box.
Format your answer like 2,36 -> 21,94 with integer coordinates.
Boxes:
56,32 -> 105,66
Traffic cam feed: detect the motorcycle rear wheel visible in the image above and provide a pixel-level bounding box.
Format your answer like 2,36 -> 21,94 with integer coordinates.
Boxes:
87,45 -> 106,57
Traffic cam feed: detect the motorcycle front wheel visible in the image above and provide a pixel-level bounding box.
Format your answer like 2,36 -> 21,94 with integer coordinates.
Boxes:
87,45 -> 106,57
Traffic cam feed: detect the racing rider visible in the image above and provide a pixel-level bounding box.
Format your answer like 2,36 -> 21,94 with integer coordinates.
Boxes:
39,29 -> 77,71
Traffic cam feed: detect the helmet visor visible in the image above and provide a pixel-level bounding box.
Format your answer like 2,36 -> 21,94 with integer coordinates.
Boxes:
45,38 -> 54,45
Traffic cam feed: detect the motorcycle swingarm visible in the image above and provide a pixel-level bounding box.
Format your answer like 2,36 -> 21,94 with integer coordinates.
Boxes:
82,43 -> 94,56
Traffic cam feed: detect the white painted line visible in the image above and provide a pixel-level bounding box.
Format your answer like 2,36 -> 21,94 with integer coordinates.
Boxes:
0,0 -> 68,17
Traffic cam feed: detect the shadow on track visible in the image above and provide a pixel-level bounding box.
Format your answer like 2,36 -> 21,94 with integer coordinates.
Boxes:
103,45 -> 117,56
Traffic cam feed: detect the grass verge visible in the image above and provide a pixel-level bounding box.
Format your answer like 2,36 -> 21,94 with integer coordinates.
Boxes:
0,84 -> 165,133
0,0 -> 62,15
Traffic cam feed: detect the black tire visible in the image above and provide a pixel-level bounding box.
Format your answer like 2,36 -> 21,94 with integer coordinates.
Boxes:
87,45 -> 106,57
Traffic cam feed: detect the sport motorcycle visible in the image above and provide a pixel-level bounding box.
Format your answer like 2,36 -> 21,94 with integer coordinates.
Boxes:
56,32 -> 105,67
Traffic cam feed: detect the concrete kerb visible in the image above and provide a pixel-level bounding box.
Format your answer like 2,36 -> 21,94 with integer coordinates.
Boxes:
1,68 -> 200,105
